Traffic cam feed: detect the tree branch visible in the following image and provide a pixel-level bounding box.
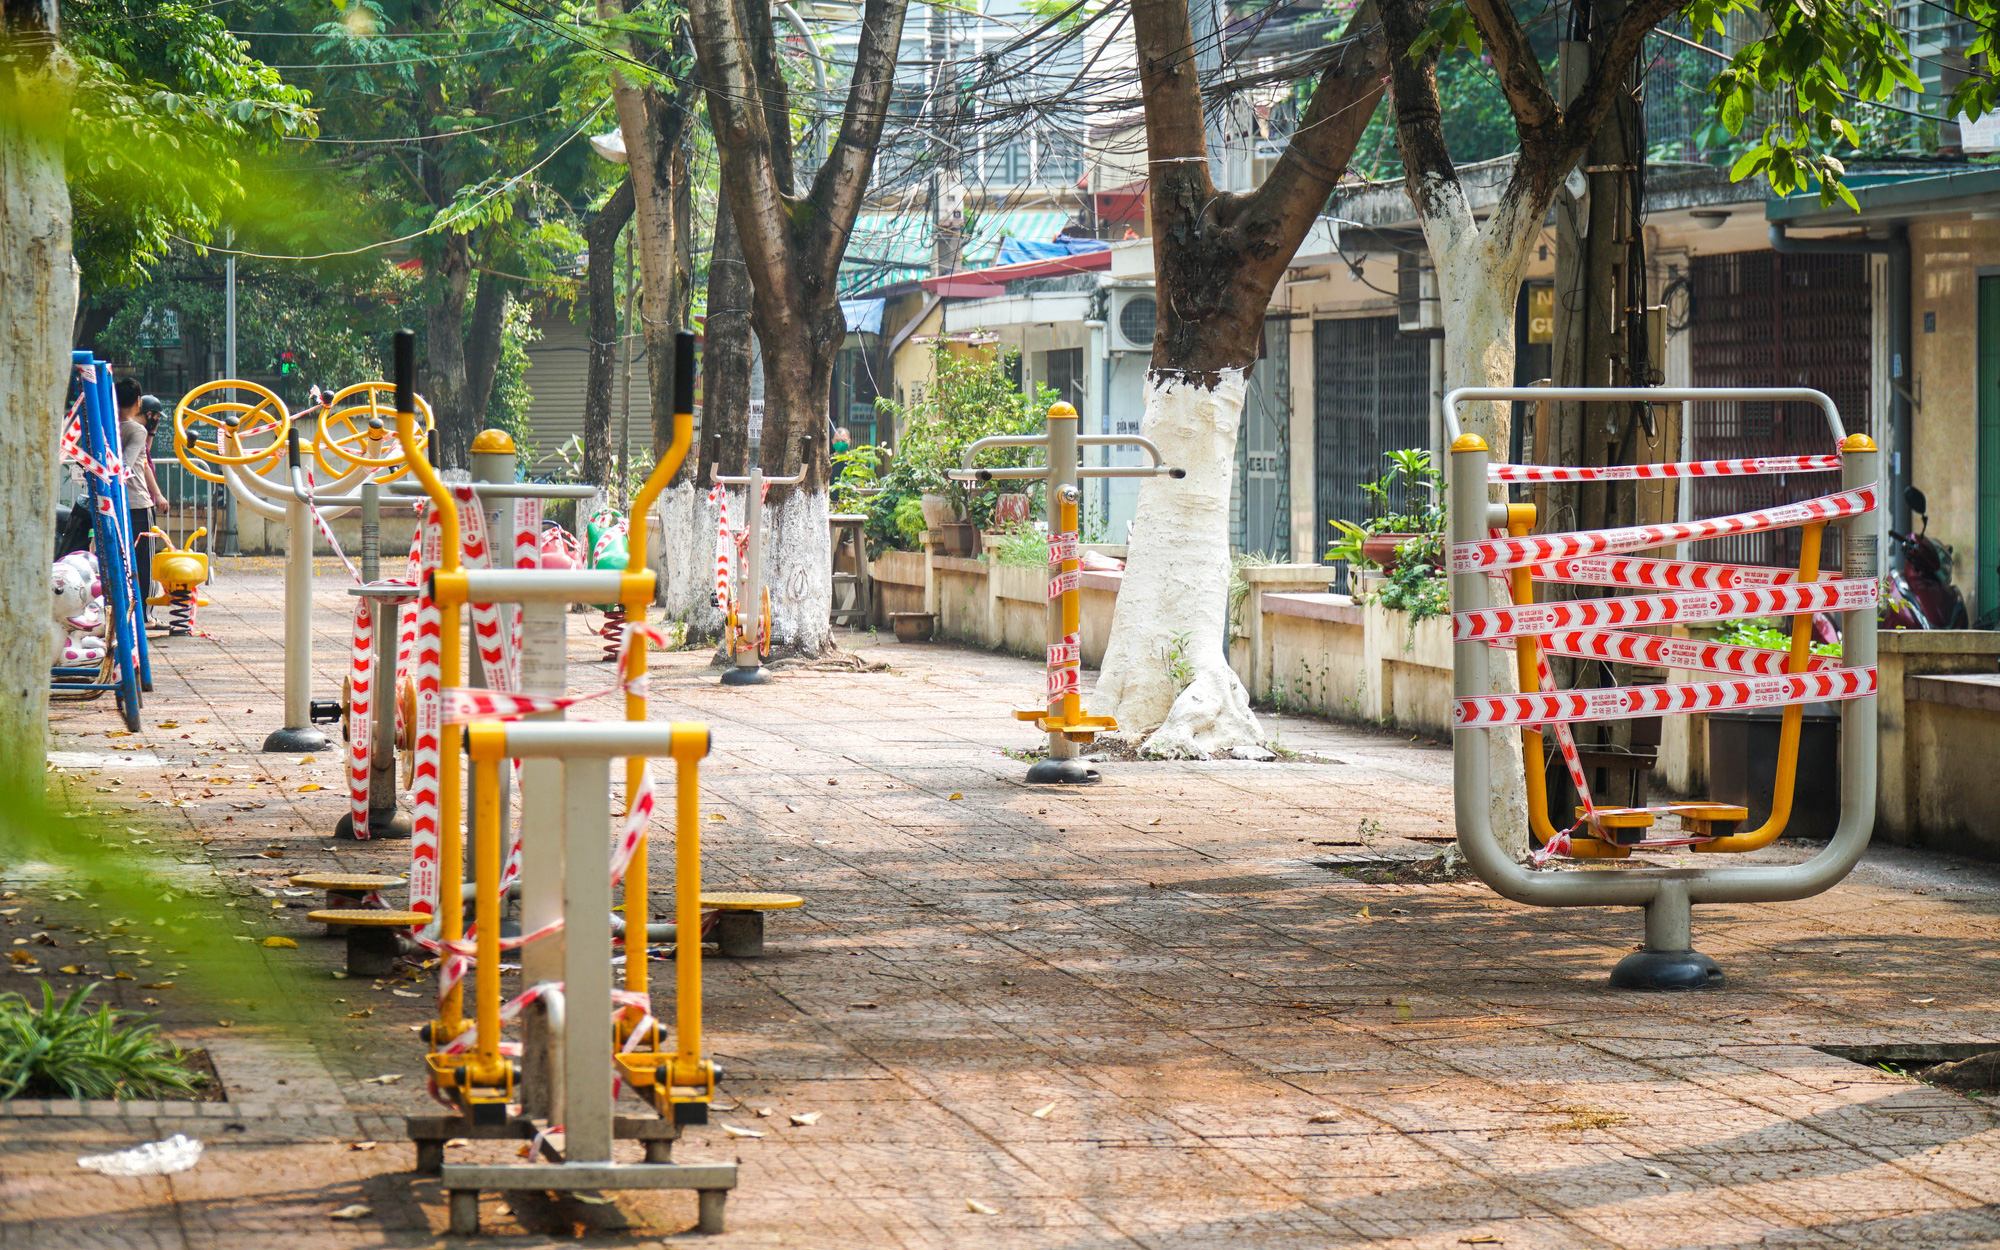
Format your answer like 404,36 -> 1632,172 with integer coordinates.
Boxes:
1244,1 -> 1386,246
804,0 -> 911,287
1377,0 -> 1468,235
1463,0 -> 1555,132
1130,0 -> 1214,196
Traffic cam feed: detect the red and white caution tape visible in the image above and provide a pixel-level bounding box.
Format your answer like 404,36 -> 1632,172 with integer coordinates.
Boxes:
1456,665 -> 1875,729
408,504 -> 447,931
346,598 -> 374,837
300,468 -> 361,583
1527,554 -> 1800,591
1505,628 -> 1843,677
1450,484 -> 1876,574
1489,454 -> 1840,483
1454,578 -> 1876,642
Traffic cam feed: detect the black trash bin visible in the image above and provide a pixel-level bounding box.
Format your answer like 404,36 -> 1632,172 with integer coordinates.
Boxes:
1706,704 -> 1842,840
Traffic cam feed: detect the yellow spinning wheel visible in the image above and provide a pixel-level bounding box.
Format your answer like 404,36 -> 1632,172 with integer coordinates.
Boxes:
313,382 -> 433,480
173,380 -> 290,485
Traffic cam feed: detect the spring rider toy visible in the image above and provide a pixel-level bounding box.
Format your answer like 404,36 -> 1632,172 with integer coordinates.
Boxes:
145,528 -> 210,635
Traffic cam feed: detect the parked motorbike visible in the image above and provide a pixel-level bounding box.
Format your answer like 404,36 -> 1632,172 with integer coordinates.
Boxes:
1883,485 -> 1969,630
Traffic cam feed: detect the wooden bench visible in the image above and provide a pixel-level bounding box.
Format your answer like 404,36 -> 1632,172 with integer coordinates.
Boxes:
699,892 -> 803,957
306,908 -> 425,977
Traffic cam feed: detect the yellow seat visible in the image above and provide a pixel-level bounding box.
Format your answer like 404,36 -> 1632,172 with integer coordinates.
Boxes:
698,892 -> 802,911
306,910 -> 424,978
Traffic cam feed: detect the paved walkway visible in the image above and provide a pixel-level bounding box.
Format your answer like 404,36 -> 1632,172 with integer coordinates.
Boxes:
7,560 -> 2000,1247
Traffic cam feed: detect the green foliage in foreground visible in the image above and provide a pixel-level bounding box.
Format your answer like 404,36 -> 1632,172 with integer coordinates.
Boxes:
0,983 -> 199,1101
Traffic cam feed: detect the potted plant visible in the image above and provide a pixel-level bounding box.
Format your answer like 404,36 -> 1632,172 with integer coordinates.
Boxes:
875,342 -> 1054,558
1325,449 -> 1445,578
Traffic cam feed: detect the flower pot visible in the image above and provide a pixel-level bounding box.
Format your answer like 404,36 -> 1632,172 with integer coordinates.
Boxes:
920,493 -> 956,532
890,611 -> 936,643
940,522 -> 978,558
995,493 -> 1033,528
1359,533 -> 1422,573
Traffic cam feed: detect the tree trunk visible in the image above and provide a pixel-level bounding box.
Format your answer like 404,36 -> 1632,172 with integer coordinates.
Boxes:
688,0 -> 910,658
0,13 -> 74,794
582,177 -> 635,488
1095,0 -> 1384,755
423,232 -> 475,470
655,192 -> 752,639
1094,372 -> 1266,757
1434,245 -> 1531,858
463,270 -> 513,431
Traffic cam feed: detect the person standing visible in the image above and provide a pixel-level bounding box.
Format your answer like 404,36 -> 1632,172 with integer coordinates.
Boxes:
115,377 -> 167,618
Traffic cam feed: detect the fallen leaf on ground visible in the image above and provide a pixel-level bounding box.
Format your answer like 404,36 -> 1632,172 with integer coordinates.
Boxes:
7,952 -> 35,966
754,1107 -> 773,1118
1308,1111 -> 1341,1124
1029,1102 -> 1055,1119
328,1204 -> 371,1221
1642,1165 -> 1670,1179
789,1111 -> 821,1127
297,784 -> 323,792
849,1001 -> 878,1010
347,1008 -> 373,1019
1459,1238 -> 1501,1245
58,965 -> 83,975
719,1123 -> 764,1139
391,989 -> 419,998
1910,997 -> 1937,1004
361,1073 -> 403,1084
1148,817 -> 1161,825
258,850 -> 283,859
350,1141 -> 378,1151
260,936 -> 297,948
948,793 -> 963,800
967,1199 -> 996,1215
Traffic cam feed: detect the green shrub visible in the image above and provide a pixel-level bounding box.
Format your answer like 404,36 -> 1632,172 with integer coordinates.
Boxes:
0,983 -> 200,1101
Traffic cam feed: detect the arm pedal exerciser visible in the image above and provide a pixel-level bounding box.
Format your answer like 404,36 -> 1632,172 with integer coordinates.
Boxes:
1446,386 -> 1879,990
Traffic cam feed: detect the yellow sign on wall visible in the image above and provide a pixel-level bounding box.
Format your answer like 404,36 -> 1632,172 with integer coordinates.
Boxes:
1528,284 -> 1555,344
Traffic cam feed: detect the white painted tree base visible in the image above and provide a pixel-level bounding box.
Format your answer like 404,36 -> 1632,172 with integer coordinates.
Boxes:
1095,371 -> 1269,760
765,487 -> 832,657
649,482 -> 723,641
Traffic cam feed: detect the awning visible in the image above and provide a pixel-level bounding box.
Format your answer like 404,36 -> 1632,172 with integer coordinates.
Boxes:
840,208 -> 1082,295
841,298 -> 885,335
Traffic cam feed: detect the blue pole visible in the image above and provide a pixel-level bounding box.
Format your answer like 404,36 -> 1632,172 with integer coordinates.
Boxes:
76,354 -> 144,727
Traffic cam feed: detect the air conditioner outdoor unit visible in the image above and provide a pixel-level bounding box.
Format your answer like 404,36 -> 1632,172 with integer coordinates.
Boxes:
1397,250 -> 1442,336
1109,287 -> 1158,353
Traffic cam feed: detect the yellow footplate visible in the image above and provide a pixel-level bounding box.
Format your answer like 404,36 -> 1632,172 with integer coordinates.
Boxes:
1014,709 -> 1117,742
614,1052 -> 719,1121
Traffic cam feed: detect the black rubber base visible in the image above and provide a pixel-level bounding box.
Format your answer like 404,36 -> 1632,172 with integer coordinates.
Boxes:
1609,948 -> 1724,991
333,808 -> 413,841
263,725 -> 331,754
1025,757 -> 1102,785
720,665 -> 773,686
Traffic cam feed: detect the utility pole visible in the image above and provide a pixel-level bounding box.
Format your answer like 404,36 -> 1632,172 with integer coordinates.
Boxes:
618,224 -> 635,508
221,231 -> 241,556
928,0 -> 963,274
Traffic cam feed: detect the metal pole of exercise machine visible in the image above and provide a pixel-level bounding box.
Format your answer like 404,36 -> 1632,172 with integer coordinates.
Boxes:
951,402 -> 1183,783
710,461 -> 806,685
1443,385 -> 1879,990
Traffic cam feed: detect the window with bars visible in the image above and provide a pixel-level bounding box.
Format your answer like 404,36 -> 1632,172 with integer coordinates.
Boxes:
1313,316 -> 1432,591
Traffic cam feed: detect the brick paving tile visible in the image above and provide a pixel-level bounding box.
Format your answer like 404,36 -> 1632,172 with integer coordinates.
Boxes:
4,559 -> 2000,1246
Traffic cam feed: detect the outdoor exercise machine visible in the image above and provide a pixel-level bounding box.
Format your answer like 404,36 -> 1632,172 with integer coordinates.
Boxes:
708,461 -> 804,685
56,352 -> 151,731
171,379 -> 433,751
1446,385 -> 1879,990
950,401 -> 1182,784
385,330 -> 735,1233
143,528 -> 210,636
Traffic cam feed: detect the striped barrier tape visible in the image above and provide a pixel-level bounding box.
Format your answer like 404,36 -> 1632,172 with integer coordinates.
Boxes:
408,504 -> 446,931
1489,454 -> 1840,483
1453,577 -> 1876,642
346,599 -> 374,837
1496,627 -> 1843,677
1450,484 -> 1876,574
1528,554 -> 1799,591
1455,665 -> 1875,729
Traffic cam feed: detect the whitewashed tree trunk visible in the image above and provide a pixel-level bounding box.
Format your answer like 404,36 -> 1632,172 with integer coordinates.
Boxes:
765,488 -> 831,655
650,481 -> 723,640
1095,371 -> 1269,758
0,42 -> 76,795
1426,216 -> 1536,861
